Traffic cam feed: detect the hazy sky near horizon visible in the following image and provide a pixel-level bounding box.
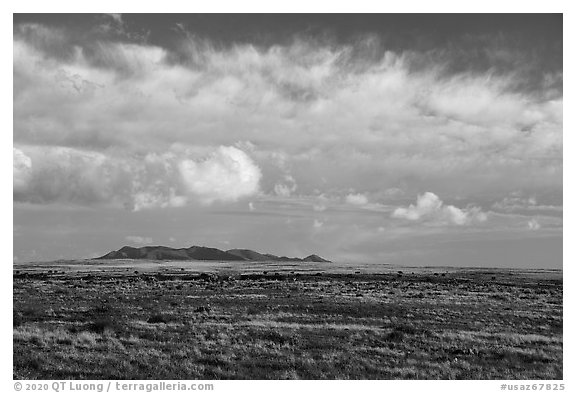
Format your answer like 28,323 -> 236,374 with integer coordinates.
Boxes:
13,14 -> 563,267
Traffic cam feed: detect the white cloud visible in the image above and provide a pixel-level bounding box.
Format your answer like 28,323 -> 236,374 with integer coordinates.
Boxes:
13,145 -> 261,209
179,146 -> 261,204
125,235 -> 153,245
132,190 -> 187,212
527,219 -> 541,231
492,195 -> 562,214
13,148 -> 32,194
13,26 -> 562,205
392,192 -> 487,226
274,183 -> 294,197
273,175 -> 298,198
345,193 -> 369,206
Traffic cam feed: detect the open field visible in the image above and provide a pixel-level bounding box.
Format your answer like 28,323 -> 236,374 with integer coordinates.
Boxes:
13,260 -> 562,379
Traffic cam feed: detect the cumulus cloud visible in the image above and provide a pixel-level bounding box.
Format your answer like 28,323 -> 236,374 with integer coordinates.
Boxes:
392,192 -> 487,226
527,219 -> 541,231
132,190 -> 187,212
13,145 -> 261,209
273,175 -> 298,197
345,193 -> 369,206
274,184 -> 294,197
179,146 -> 261,204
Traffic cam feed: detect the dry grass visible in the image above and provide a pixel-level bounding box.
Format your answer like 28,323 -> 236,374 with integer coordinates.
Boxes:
13,267 -> 562,379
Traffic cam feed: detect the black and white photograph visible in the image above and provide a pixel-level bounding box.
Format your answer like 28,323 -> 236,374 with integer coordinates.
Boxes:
11,12 -> 565,383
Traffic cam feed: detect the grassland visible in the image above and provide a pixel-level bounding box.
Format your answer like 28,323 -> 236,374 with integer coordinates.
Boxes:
13,262 -> 562,379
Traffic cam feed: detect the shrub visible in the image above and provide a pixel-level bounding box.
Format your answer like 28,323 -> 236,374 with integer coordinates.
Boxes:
147,314 -> 168,324
385,330 -> 404,342
87,318 -> 115,334
84,304 -> 118,333
194,305 -> 211,313
385,324 -> 420,341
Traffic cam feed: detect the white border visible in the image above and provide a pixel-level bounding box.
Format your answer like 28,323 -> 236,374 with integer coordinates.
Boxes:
3,3 -> 571,392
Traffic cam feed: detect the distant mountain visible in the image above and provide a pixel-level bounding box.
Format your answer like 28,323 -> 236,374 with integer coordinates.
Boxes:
95,245 -> 331,263
302,254 -> 331,263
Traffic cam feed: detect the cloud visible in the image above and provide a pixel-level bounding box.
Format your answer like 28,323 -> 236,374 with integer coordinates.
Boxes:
273,174 -> 298,197
13,148 -> 32,195
274,184 -> 295,197
131,190 -> 187,212
179,146 -> 261,204
13,146 -> 121,205
345,193 -> 369,206
392,192 -> 487,226
13,145 -> 261,209
313,204 -> 327,212
492,195 -> 562,214
313,194 -> 330,212
13,24 -> 562,205
527,219 -> 541,231
125,235 -> 153,245
313,219 -> 324,229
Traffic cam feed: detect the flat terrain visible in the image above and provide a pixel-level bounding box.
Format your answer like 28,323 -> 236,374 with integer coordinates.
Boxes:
13,260 -> 562,379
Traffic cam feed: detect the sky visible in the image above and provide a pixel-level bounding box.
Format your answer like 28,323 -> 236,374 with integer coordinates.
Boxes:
12,14 -> 563,267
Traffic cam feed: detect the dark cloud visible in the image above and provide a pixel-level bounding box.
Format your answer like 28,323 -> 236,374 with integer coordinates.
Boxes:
14,14 -> 562,91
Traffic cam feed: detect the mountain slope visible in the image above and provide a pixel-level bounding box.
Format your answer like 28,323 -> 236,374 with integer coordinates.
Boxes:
185,246 -> 245,261
226,249 -> 270,261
